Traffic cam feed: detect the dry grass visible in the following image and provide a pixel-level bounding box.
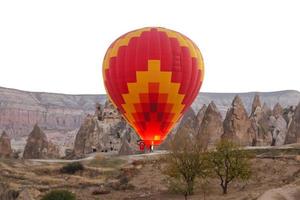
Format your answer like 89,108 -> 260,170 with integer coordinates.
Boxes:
1,151 -> 300,200
87,156 -> 126,169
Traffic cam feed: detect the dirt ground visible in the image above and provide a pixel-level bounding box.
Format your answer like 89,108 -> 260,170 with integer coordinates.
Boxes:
1,152 -> 300,200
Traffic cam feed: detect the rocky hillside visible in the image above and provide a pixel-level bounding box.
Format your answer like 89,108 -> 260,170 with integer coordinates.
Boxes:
0,86 -> 106,137
192,90 -> 300,117
0,86 -> 299,140
160,94 -> 300,150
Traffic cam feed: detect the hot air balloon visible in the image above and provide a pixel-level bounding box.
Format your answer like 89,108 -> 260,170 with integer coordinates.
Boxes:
103,27 -> 204,150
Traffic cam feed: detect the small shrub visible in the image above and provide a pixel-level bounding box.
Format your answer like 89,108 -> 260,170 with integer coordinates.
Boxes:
41,190 -> 76,200
60,162 -> 84,174
119,175 -> 129,185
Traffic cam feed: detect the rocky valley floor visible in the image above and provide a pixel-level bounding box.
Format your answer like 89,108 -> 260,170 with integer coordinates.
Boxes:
1,148 -> 300,200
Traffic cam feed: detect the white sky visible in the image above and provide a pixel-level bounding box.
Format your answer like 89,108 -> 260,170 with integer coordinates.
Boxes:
0,0 -> 299,94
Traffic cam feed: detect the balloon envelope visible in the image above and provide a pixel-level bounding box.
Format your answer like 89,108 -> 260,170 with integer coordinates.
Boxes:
103,27 -> 204,146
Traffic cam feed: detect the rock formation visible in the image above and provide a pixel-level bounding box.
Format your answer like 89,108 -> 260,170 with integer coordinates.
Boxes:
222,96 -> 255,146
249,95 -> 288,146
172,116 -> 197,148
95,102 -> 104,120
177,108 -> 196,130
195,104 -> 207,131
73,100 -> 139,157
197,102 -> 223,148
177,117 -> 198,138
1,86 -> 300,151
1,86 -> 299,152
0,86 -> 106,138
118,138 -> 135,155
269,115 -> 287,146
158,105 -> 207,150
23,124 -> 59,159
285,102 -> 300,144
269,103 -> 287,146
0,131 -> 13,158
283,105 -> 297,129
273,103 -> 283,117
251,94 -> 262,114
262,103 -> 272,116
73,115 -> 96,156
250,95 -> 272,146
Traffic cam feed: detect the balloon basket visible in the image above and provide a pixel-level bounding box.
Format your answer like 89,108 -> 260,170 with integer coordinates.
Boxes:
137,140 -> 156,153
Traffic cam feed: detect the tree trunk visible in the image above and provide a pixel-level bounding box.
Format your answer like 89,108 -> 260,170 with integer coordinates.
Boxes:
184,193 -> 188,200
222,182 -> 228,194
187,180 -> 194,195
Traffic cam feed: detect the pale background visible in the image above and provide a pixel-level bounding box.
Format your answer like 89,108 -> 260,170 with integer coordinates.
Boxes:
0,0 -> 299,94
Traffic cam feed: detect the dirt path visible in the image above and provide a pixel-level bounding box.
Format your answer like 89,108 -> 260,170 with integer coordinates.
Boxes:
29,155 -> 96,163
28,150 -> 169,163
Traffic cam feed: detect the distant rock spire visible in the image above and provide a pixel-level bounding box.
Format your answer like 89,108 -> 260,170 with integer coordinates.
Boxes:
273,103 -> 283,117
23,124 -> 59,159
197,101 -> 223,149
262,103 -> 272,116
251,94 -> 262,115
118,138 -> 135,155
222,95 -> 255,146
286,102 -> 300,144
197,104 -> 207,120
0,131 -> 12,158
192,104 -> 207,132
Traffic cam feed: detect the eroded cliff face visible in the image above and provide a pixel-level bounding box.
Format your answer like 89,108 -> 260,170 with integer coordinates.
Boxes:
0,87 -> 105,138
